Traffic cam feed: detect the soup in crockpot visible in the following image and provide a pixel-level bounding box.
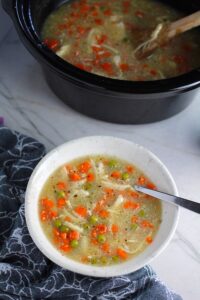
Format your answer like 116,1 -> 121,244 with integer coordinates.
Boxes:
41,0 -> 200,81
39,155 -> 162,266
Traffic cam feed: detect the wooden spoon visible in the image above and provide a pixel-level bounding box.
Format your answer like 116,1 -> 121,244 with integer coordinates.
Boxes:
134,10 -> 200,59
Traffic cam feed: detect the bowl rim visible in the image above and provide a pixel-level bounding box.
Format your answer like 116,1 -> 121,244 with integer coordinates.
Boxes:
10,0 -> 200,95
25,136 -> 179,277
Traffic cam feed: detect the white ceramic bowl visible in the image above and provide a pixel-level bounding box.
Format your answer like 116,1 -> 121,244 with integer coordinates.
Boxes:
25,136 -> 179,277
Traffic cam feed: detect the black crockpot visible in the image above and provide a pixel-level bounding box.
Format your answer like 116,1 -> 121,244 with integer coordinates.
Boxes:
2,0 -> 200,123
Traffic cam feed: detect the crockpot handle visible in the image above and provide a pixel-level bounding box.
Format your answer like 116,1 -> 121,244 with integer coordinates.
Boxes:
1,0 -> 14,16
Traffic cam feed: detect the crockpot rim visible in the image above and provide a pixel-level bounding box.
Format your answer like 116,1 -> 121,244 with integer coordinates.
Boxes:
13,0 -> 200,95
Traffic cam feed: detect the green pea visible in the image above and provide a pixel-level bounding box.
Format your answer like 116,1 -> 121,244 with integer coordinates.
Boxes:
122,173 -> 129,180
97,234 -> 106,243
84,183 -> 92,190
70,239 -> 79,248
131,223 -> 138,230
54,219 -> 62,228
60,225 -> 69,233
56,190 -> 65,198
91,257 -> 98,265
138,210 -> 146,218
100,256 -> 108,265
108,160 -> 118,168
112,256 -> 119,263
122,37 -> 129,43
89,215 -> 98,225
83,223 -> 90,230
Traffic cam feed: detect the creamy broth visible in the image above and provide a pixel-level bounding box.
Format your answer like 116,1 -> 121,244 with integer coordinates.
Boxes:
41,0 -> 200,81
39,156 -> 162,266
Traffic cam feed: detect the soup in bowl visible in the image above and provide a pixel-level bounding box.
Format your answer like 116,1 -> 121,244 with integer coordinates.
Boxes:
25,136 -> 179,277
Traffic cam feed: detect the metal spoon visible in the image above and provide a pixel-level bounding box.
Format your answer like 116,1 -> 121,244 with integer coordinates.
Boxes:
134,185 -> 200,214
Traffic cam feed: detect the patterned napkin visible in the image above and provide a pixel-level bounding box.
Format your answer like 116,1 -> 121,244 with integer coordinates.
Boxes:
0,126 -> 182,300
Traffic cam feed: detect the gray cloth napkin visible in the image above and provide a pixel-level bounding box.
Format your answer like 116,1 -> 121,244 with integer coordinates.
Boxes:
0,126 -> 182,300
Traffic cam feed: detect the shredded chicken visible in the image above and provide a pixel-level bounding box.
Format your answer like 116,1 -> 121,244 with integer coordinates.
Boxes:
101,180 -> 134,191
63,220 -> 84,233
56,45 -> 71,58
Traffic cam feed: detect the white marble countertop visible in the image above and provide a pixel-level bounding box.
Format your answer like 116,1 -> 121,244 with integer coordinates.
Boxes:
0,8 -> 200,300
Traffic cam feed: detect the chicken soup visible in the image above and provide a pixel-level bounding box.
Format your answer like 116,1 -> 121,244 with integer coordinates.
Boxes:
39,155 -> 162,266
41,0 -> 200,80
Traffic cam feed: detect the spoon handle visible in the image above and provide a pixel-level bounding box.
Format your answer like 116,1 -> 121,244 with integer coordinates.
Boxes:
167,11 -> 200,38
135,10 -> 200,59
134,185 -> 200,214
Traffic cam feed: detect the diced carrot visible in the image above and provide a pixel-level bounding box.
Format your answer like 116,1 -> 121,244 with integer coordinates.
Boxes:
69,172 -> 81,181
123,0 -> 130,8
143,63 -> 149,68
42,198 -> 54,208
92,45 -> 102,53
74,205 -> 87,217
70,11 -> 80,18
77,26 -> 86,35
91,238 -> 98,245
101,242 -> 110,253
40,210 -> 47,221
80,4 -> 90,13
60,232 -> 68,240
117,248 -> 128,259
81,256 -> 89,263
69,230 -> 80,240
53,228 -> 60,237
78,161 -> 91,173
99,210 -> 110,218
92,10 -> 98,16
75,63 -> 92,72
111,171 -> 121,179
95,224 -> 108,234
146,182 -> 157,190
57,198 -> 66,208
95,18 -> 103,25
60,244 -> 71,252
91,229 -> 98,238
104,188 -> 114,199
126,165 -> 134,173
96,34 -> 107,44
146,236 -> 153,244
49,210 -> 58,219
103,9 -> 112,16
141,220 -> 154,229
56,181 -> 66,190
65,216 -> 72,222
120,63 -> 129,71
44,38 -> 59,50
129,191 -> 139,198
93,198 -> 106,213
111,224 -> 119,233
131,215 -> 138,223
101,62 -> 113,75
87,173 -> 95,182
150,69 -> 157,76
137,176 -> 146,185
123,201 -> 140,209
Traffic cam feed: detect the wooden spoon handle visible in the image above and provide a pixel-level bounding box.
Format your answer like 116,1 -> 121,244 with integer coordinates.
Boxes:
166,10 -> 200,40
136,10 -> 200,59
